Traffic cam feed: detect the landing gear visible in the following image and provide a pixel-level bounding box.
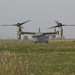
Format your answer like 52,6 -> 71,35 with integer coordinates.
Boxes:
46,41 -> 48,43
34,41 -> 37,43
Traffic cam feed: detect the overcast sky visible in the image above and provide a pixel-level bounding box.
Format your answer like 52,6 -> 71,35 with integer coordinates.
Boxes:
0,0 -> 75,39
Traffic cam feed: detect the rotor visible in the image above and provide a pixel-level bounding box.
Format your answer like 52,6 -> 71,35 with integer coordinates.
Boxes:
48,21 -> 75,29
1,20 -> 31,27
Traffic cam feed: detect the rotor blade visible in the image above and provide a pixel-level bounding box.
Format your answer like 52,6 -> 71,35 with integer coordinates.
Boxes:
48,25 -> 58,29
66,25 -> 75,26
19,20 -> 31,25
1,24 -> 17,26
62,24 -> 67,26
62,24 -> 75,26
55,21 -> 60,24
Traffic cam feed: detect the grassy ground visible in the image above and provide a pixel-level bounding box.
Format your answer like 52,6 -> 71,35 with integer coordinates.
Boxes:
0,40 -> 75,75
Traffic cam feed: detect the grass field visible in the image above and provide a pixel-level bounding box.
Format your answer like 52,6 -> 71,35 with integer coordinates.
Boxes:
0,40 -> 75,75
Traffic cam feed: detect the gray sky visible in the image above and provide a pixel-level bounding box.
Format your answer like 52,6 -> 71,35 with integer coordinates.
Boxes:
0,0 -> 75,39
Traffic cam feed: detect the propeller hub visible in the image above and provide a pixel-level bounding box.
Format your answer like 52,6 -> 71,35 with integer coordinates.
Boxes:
58,23 -> 62,27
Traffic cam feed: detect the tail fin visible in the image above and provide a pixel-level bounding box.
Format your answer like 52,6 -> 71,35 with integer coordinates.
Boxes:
39,27 -> 41,32
54,28 -> 56,32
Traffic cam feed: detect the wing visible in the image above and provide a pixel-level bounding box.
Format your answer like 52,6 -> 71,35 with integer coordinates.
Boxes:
43,32 -> 57,36
22,31 -> 58,36
21,32 -> 36,35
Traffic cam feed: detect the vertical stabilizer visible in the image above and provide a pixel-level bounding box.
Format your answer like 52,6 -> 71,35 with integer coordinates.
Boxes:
54,27 -> 56,32
39,27 -> 41,32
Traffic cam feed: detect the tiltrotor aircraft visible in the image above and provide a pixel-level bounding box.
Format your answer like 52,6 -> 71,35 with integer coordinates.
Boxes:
21,28 -> 58,43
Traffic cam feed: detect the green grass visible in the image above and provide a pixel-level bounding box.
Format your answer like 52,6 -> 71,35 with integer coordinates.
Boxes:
0,40 -> 75,75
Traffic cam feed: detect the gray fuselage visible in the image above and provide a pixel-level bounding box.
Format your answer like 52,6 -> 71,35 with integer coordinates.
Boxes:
32,33 -> 49,43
